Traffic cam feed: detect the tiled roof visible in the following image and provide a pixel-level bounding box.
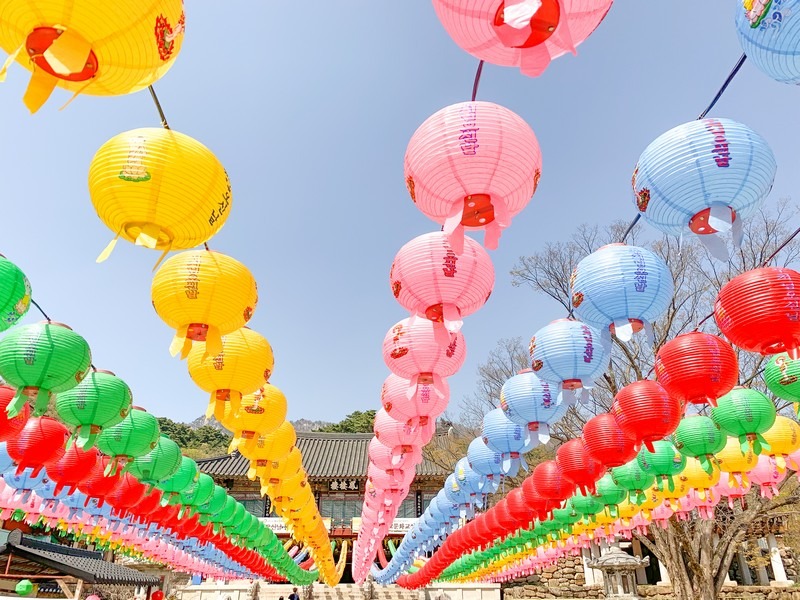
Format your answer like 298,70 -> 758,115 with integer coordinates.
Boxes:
0,530 -> 160,586
197,432 -> 450,479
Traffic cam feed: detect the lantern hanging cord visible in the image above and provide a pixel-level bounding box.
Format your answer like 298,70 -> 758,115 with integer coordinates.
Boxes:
620,53 -> 747,244
30,299 -> 51,322
471,60 -> 485,102
148,85 -> 170,130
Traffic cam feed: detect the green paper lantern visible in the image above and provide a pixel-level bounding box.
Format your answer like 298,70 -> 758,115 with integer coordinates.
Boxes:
764,353 -> 800,403
15,579 -> 34,596
612,460 -> 656,503
637,440 -> 686,493
157,456 -> 199,499
197,484 -> 228,520
672,415 -> 726,473
180,473 -> 215,510
127,435 -> 182,483
55,370 -> 132,449
0,256 -> 31,331
594,472 -> 628,515
210,495 -> 237,529
96,407 -> 160,474
567,494 -> 603,522
0,322 -> 91,417
551,506 -> 581,526
712,387 -> 776,454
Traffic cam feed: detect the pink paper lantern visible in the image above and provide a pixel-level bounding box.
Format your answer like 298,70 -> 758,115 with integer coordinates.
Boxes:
368,436 -> 421,472
713,475 -> 751,509
390,232 -> 495,332
432,0 -> 613,77
404,101 -> 541,251
381,374 -> 450,429
382,318 -> 466,394
748,454 -> 787,499
372,409 -> 423,462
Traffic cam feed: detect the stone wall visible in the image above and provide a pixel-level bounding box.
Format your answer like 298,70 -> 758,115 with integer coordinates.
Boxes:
504,583 -> 800,600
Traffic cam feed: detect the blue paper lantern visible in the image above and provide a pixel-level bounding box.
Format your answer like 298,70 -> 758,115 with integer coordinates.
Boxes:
736,0 -> 800,84
571,243 -> 674,342
454,457 -> 484,505
3,467 -> 48,502
481,408 -> 530,477
466,437 -> 504,491
528,319 -> 611,401
632,118 -> 777,260
0,443 -> 14,474
500,370 -> 566,444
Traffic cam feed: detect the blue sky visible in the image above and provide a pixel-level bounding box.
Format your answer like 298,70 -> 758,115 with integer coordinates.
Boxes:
0,2 -> 798,424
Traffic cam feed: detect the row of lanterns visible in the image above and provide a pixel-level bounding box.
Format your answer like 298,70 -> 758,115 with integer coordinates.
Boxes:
0,255 -> 319,584
353,90 -> 547,582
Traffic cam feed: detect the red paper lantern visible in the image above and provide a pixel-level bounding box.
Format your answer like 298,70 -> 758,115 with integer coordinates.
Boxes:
521,476 -> 556,520
582,413 -> 639,467
612,380 -> 683,451
555,439 -> 606,494
655,332 -> 738,406
127,487 -> 163,521
45,444 -> 98,495
715,267 -> 800,358
78,456 -> 123,503
0,385 -> 29,441
505,487 -> 536,524
7,416 -> 68,476
493,498 -> 521,533
531,460 -> 576,502
106,473 -> 146,510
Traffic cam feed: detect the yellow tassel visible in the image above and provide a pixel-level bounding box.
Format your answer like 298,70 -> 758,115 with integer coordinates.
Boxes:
96,232 -> 121,263
0,44 -> 23,82
23,69 -> 58,114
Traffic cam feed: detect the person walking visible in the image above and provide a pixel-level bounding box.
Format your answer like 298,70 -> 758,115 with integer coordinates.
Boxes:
289,588 -> 299,600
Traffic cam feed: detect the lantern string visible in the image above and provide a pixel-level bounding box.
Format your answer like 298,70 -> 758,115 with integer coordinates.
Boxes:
147,85 -> 171,130
29,299 -> 51,322
471,60 -> 485,102
619,53 -> 748,244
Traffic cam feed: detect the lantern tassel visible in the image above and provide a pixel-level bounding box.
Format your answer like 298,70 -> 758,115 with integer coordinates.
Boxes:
169,325 -> 192,358
5,391 -> 26,419
97,232 -> 121,263
442,303 -> 463,334
204,326 -> 223,358
519,44 -> 551,78
74,425 -> 98,450
612,319 -> 635,343
643,439 -> 656,453
0,44 -> 22,82
696,231 -> 730,262
732,212 -> 744,248
22,69 -> 58,114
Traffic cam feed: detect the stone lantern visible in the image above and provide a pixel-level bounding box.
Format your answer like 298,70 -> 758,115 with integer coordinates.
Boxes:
588,545 -> 650,599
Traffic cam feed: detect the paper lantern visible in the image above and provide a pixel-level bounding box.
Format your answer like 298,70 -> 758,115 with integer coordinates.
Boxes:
157,456 -> 199,499
482,408 -> 530,476
654,332 -> 738,407
0,322 -> 91,417
761,416 -> 800,469
765,352 -> 800,404
90,128 -> 231,263
593,473 -> 628,516
612,380 -> 682,452
78,456 -> 123,502
187,328 -> 274,420
466,437 -> 504,489
221,384 -> 287,452
431,0 -> 613,77
716,437 -> 758,487
55,370 -> 132,449
96,407 -> 160,474
0,385 -> 28,442
715,267 -> 800,358
679,456 -> 720,498
381,374 -> 449,429
390,232 -> 494,332
611,460 -> 655,504
239,422 -> 296,467
555,439 -> 605,495
672,416 -> 726,474
712,387 -> 776,454
255,448 -> 303,485
106,473 -> 146,510
500,369 -> 565,444
0,256 -> 30,330
736,1 -> 800,84
637,441 -> 686,493
570,243 -> 673,343
15,580 -> 33,596
180,473 -> 216,512
404,101 -> 541,251
45,443 -> 98,495
7,416 -> 69,476
531,460 -> 576,501
528,318 -> 611,400
748,454 -> 786,498
126,435 -> 182,484
0,0 -> 185,112
713,472 -> 752,509
382,318 -> 465,395
632,118 -> 776,260
152,250 -> 258,359
581,413 -> 638,468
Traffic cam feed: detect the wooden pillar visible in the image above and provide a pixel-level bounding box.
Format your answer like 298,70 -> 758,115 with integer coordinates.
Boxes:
754,539 -> 770,585
581,548 -> 595,586
737,545 -> 753,585
589,542 -> 604,585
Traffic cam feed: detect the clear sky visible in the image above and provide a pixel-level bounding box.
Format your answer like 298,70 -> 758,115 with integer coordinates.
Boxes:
0,2 -> 798,424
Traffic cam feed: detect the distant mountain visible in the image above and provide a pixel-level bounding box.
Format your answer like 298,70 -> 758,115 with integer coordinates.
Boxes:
186,415 -> 331,433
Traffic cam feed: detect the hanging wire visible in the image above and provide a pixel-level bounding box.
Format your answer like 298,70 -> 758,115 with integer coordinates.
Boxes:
30,299 -> 51,322
148,85 -> 170,130
471,60 -> 485,102
619,53 -> 748,244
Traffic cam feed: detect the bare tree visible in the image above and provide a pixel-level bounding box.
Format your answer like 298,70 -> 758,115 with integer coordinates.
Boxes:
469,199 -> 800,600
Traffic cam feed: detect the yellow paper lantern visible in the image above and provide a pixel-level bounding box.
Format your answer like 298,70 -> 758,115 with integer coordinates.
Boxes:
0,0 -> 185,113
761,416 -> 800,468
152,250 -> 258,358
89,128 -> 231,264
221,384 -> 287,452
680,456 -> 720,493
186,328 -> 274,420
716,436 -> 758,476
240,420 -> 296,465
252,447 -> 302,484
267,470 -> 306,500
